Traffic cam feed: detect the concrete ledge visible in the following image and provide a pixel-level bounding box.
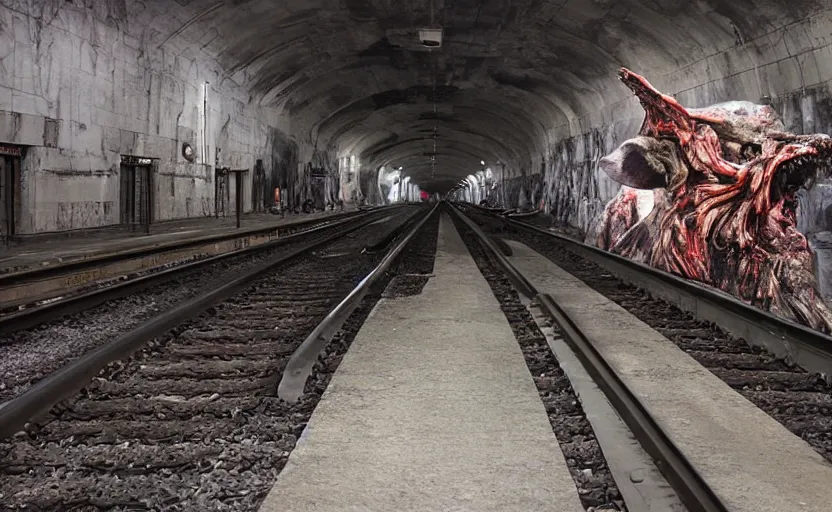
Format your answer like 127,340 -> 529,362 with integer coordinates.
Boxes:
0,233 -> 269,307
0,211 -> 364,274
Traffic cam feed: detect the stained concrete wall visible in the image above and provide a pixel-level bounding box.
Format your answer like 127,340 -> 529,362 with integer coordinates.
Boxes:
0,2 -> 299,234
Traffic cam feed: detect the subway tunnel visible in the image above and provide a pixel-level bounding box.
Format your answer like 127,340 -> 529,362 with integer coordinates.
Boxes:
2,2 -> 832,302
6,2 -> 832,510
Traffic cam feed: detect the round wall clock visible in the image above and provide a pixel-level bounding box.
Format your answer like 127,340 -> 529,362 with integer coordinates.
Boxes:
182,143 -> 195,162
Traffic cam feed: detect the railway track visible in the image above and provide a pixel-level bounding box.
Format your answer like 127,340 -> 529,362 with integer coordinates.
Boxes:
463,204 -> 832,376
447,212 -> 626,511
0,206 -> 439,511
453,203 -> 832,511
0,207 -> 402,335
0,207 -> 410,405
475,209 -> 832,465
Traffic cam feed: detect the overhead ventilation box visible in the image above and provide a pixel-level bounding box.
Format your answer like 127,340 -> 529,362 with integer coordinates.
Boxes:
419,28 -> 443,48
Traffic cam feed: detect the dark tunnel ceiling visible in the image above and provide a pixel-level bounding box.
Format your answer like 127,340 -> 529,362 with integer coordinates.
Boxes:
148,0 -> 828,193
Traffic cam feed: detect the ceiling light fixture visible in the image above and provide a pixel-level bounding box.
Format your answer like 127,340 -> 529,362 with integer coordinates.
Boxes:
424,0 -> 441,181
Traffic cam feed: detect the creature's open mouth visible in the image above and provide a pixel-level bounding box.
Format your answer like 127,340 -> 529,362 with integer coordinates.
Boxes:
592,68 -> 832,332
778,151 -> 832,187
775,154 -> 819,201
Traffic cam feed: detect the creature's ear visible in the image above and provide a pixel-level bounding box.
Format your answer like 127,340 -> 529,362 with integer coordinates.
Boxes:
599,136 -> 675,190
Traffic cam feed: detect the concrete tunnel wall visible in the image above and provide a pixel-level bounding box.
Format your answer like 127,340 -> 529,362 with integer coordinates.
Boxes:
0,1 -> 357,234
0,2 -> 294,232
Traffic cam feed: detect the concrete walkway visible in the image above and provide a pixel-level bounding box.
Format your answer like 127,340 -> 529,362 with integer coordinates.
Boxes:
258,214 -> 584,512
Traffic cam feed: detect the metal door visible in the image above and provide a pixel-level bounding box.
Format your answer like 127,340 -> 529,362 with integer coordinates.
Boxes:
0,156 -> 20,241
215,168 -> 229,217
120,164 -> 152,230
253,159 -> 265,212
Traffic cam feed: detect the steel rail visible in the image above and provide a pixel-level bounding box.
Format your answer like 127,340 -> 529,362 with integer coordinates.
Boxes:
277,203 -> 440,402
0,209 -> 397,335
535,295 -> 727,512
488,209 -> 832,379
450,202 -> 730,512
0,210 -> 404,440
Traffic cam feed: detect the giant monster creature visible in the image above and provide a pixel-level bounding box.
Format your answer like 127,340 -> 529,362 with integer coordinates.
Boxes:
593,68 -> 832,332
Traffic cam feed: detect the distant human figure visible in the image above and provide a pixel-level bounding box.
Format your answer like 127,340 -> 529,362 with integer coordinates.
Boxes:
269,188 -> 284,216
302,198 -> 315,214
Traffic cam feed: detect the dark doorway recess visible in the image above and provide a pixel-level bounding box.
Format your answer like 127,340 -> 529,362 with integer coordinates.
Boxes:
0,144 -> 24,243
120,155 -> 156,234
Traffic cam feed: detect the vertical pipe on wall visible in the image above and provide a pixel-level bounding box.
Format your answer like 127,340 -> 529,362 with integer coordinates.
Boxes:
236,172 -> 242,228
201,82 -> 209,166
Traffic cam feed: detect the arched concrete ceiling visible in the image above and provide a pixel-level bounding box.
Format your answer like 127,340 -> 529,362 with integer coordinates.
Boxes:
150,0 -> 828,193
